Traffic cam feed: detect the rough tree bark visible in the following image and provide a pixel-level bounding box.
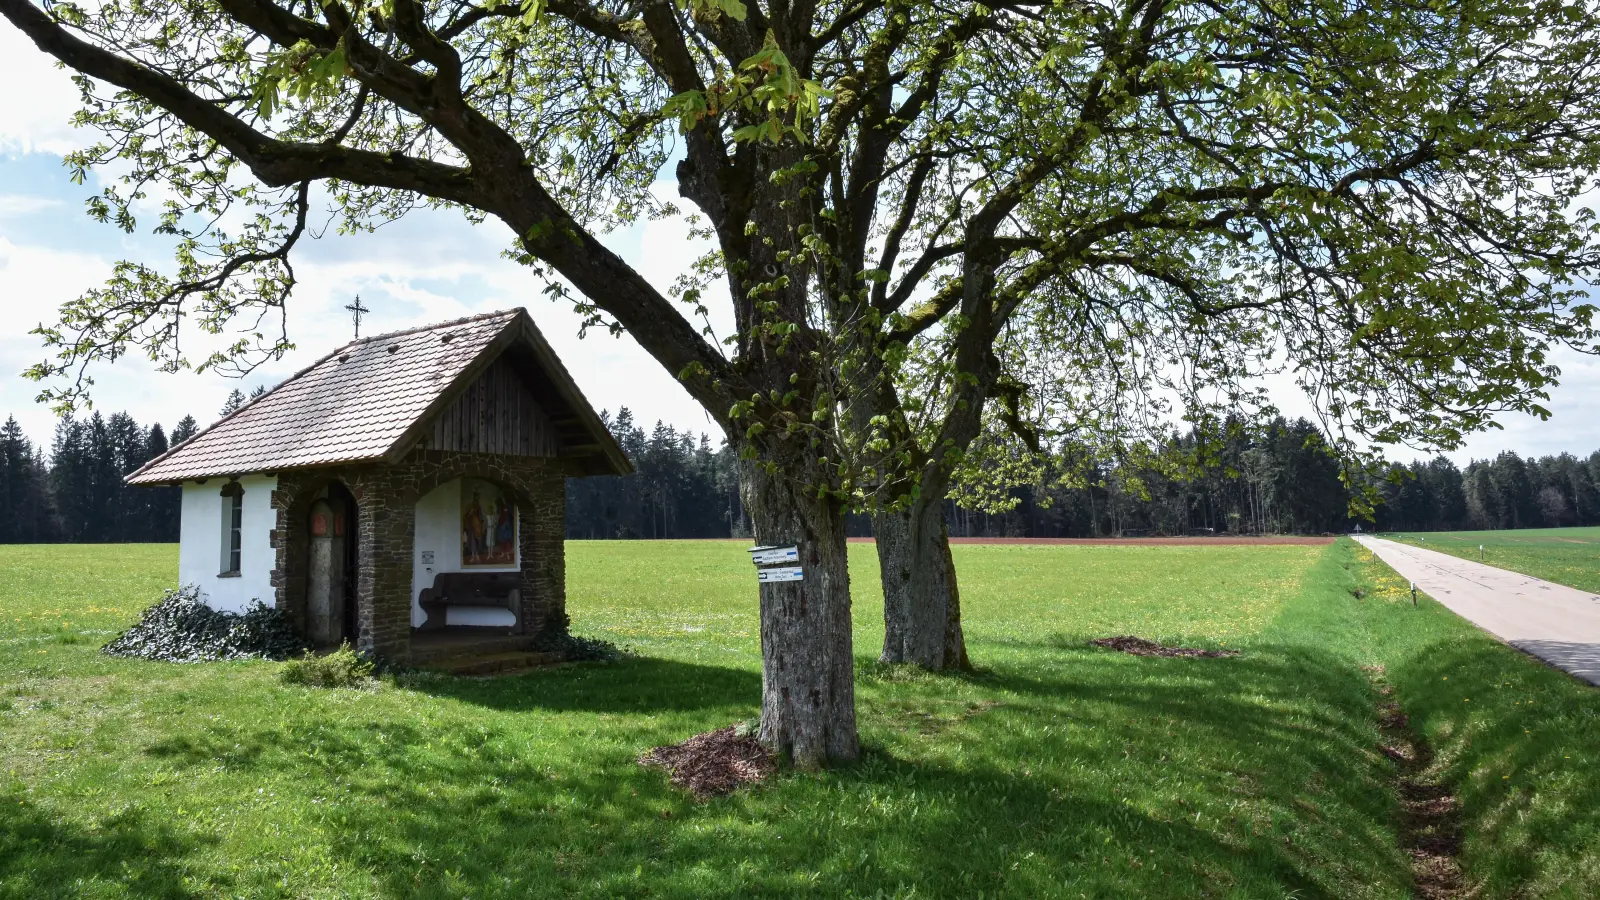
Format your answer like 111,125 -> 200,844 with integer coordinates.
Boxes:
869,252 -> 1010,671
843,348 -> 971,671
742,454 -> 859,769
874,498 -> 968,670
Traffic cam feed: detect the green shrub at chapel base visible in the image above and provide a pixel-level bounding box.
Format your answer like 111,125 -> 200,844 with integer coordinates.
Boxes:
102,585 -> 309,662
280,643 -> 377,688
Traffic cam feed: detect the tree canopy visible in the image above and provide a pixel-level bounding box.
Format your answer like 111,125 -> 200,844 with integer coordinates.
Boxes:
7,0 -> 1595,446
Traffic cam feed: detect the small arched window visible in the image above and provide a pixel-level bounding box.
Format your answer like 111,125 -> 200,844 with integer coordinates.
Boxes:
219,481 -> 244,576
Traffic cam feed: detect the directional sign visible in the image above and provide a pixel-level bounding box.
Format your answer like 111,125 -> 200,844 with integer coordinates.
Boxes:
748,545 -> 800,566
757,566 -> 805,584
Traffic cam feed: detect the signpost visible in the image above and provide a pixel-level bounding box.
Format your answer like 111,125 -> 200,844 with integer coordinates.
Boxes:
757,566 -> 805,584
749,545 -> 803,583
748,545 -> 800,566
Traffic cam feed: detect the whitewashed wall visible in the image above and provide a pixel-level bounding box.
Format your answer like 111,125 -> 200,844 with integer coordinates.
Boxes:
411,478 -> 520,627
178,474 -> 278,613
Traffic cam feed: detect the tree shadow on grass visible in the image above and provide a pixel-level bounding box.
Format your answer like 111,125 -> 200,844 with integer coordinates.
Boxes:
189,638 -> 1410,898
0,793 -> 215,900
312,747 -> 1359,899
909,636 -> 1413,889
115,641 -> 1419,898
1387,635 -> 1600,897
975,634 -> 1382,767
410,655 -> 762,715
139,658 -> 762,795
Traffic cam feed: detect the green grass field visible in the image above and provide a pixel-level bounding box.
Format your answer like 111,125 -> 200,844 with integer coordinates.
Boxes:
1384,526 -> 1600,593
3,540 -> 1599,898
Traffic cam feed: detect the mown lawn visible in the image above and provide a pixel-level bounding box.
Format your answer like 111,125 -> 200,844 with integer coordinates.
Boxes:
1384,526 -> 1600,594
2,540 -> 1598,898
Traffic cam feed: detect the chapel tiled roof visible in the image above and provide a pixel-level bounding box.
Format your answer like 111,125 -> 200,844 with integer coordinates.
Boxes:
126,308 -> 630,484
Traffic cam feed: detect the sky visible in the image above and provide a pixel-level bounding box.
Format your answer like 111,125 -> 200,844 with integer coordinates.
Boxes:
2,22 -> 1599,465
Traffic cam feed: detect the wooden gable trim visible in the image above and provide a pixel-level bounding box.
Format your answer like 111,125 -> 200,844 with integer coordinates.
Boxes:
377,310 -> 631,476
428,355 -> 561,457
511,316 -> 633,476
379,317 -> 524,465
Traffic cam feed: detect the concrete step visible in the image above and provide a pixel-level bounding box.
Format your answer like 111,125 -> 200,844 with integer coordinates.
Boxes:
408,634 -> 535,666
423,650 -> 564,676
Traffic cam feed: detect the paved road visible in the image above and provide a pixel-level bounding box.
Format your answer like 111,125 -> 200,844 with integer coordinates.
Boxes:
1354,536 -> 1600,686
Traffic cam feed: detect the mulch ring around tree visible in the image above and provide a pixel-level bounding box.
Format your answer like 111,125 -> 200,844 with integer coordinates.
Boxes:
639,726 -> 776,799
1090,635 -> 1241,658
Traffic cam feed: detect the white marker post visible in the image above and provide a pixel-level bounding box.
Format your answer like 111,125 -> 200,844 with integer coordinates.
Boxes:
749,545 -> 803,584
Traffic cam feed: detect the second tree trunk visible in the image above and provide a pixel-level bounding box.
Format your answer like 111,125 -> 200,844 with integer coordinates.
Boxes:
875,495 -> 969,671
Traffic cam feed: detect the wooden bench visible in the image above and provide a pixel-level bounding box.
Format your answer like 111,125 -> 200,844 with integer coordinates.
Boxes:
417,572 -> 523,632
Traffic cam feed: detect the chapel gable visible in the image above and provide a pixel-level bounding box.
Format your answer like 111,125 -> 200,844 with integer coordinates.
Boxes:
426,355 -> 560,457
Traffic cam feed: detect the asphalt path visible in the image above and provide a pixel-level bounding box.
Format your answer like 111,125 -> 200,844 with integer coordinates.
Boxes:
1354,535 -> 1600,686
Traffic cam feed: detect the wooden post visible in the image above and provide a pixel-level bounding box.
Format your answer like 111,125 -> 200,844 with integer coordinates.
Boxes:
1411,582 -> 1418,607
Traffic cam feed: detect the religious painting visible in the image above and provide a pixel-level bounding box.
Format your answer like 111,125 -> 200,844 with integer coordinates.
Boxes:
460,479 -> 516,567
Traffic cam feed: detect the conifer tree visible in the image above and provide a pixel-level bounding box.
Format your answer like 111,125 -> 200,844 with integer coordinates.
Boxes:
144,423 -> 179,540
170,415 -> 199,446
50,416 -> 90,542
0,416 -> 48,543
219,390 -> 246,419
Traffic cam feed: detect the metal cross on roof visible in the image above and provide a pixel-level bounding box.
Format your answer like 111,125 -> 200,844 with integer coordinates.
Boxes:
344,295 -> 370,339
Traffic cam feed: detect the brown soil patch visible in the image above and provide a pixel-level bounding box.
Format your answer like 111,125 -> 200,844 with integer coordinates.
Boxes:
847,536 -> 1336,546
639,726 -> 776,799
1369,678 -> 1467,898
1090,635 -> 1241,658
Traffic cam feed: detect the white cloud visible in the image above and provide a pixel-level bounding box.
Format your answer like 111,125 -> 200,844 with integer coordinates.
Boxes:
0,235 -> 109,310
1252,345 -> 1600,465
1452,348 -> 1600,463
0,236 -> 113,436
0,194 -> 61,217
634,197 -> 737,352
0,26 -> 84,156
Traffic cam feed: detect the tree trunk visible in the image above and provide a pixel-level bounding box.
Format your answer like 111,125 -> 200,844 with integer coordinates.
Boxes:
875,495 -> 970,671
840,349 -> 971,672
742,456 -> 860,769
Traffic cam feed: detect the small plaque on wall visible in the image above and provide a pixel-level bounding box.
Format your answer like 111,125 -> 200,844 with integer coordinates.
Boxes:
420,550 -> 435,565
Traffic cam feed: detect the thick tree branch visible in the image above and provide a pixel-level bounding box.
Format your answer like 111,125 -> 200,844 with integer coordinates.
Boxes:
1,0 -> 482,200
3,0 -> 739,419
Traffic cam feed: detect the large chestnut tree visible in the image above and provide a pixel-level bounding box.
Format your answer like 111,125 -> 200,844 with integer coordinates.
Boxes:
6,0 -> 1600,766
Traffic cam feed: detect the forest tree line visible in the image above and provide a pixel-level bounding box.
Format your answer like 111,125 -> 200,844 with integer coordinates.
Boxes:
0,412 -> 197,544
4,400 -> 1600,543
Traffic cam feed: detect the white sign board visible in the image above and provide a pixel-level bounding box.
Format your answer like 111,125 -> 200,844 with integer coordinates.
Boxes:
757,566 -> 805,584
748,545 -> 800,566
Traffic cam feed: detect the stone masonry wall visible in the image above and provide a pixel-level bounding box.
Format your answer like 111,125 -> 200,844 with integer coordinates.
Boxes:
270,450 -> 576,663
